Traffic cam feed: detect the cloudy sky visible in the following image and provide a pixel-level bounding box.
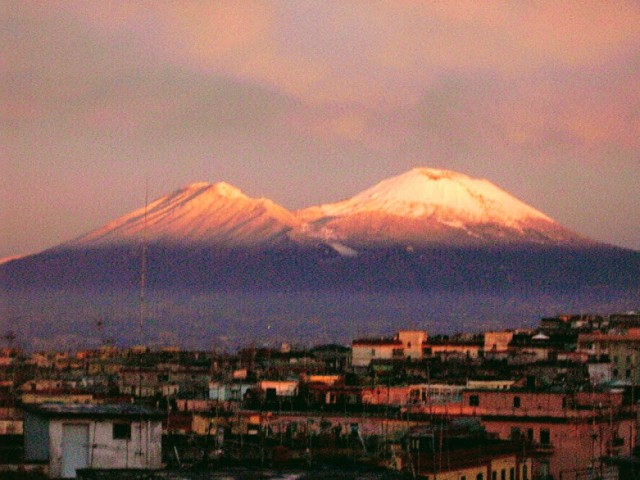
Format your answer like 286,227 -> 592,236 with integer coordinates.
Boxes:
3,1 -> 640,258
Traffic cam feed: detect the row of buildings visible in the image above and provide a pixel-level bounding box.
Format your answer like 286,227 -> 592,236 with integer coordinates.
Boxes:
1,311 -> 639,478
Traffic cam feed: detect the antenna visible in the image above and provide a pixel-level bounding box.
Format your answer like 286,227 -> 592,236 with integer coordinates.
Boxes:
139,184 -> 148,354
137,182 -> 149,462
3,331 -> 16,349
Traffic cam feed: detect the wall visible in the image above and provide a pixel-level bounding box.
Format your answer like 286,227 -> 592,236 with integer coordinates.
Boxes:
48,418 -> 162,478
482,417 -> 634,480
259,380 -> 299,397
484,332 -> 514,353
397,331 -> 427,361
23,412 -> 49,462
351,343 -> 399,367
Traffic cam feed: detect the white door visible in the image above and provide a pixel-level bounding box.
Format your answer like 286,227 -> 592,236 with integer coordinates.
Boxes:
61,424 -> 89,478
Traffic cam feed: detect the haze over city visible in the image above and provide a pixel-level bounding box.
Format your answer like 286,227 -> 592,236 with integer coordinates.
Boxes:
3,1 -> 640,260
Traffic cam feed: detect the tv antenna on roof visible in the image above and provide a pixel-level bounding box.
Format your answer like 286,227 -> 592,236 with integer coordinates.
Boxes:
3,331 -> 16,349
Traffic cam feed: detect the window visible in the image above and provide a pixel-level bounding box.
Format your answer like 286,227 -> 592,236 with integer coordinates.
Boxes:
501,469 -> 506,480
527,428 -> 534,442
626,369 -> 631,379
462,477 -> 466,480
469,395 -> 480,406
513,396 -> 521,408
492,471 -> 497,480
540,428 -> 550,445
539,462 -> 550,477
113,422 -> 131,440
477,474 -> 483,480
523,465 -> 528,480
371,349 -> 376,356
509,468 -> 515,480
613,368 -> 619,378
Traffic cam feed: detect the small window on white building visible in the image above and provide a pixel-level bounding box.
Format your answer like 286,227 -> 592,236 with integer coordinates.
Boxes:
113,422 -> 132,440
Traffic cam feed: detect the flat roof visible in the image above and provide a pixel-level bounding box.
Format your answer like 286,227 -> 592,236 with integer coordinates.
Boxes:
24,403 -> 165,420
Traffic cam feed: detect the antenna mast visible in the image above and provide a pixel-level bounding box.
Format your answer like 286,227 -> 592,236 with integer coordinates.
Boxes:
139,185 -> 148,354
136,183 -> 149,463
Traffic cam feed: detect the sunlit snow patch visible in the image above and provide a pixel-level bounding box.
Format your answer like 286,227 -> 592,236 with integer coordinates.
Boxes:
329,242 -> 359,257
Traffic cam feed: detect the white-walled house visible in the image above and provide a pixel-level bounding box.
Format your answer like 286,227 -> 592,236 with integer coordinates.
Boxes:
208,381 -> 255,402
23,403 -> 164,478
351,330 -> 428,367
259,380 -> 299,398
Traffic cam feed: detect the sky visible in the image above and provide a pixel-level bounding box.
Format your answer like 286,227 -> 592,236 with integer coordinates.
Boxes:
2,1 -> 640,259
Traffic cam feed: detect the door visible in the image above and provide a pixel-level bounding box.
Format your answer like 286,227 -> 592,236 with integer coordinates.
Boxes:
61,423 -> 89,478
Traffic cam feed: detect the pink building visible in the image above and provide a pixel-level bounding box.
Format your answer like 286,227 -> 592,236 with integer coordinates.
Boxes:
406,389 -> 635,479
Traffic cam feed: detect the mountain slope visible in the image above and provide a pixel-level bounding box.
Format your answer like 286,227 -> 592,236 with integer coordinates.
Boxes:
66,182 -> 301,248
2,167 -> 638,350
3,166 -> 635,294
64,167 -> 591,252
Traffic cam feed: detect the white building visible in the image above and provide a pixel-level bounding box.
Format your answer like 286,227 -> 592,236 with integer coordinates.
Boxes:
259,380 -> 299,398
351,330 -> 428,367
23,403 -> 164,478
208,381 -> 254,402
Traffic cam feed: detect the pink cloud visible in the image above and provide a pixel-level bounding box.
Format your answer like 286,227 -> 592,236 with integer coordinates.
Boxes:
24,2 -> 638,111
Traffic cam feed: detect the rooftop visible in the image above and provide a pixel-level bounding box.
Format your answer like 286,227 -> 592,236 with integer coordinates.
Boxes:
24,402 -> 165,419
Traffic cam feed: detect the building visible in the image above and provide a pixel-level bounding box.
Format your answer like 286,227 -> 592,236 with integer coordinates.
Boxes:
423,334 -> 483,360
403,421 -> 532,480
351,330 -> 427,367
406,389 -> 635,480
208,381 -> 254,402
351,338 -> 404,367
578,328 -> 640,384
23,403 -> 164,478
398,330 -> 428,361
484,331 -> 515,356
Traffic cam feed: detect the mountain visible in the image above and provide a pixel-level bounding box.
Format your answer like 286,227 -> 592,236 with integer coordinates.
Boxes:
61,167 -> 588,253
65,182 -> 301,248
2,167 -> 639,349
296,168 -> 589,248
3,163 -> 637,294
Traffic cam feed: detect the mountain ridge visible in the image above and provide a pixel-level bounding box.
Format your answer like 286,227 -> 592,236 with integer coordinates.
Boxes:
2,167 -> 639,351
4,166 -> 637,295
58,167 -> 593,252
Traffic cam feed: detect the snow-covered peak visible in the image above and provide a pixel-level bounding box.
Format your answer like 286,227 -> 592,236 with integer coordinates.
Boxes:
69,181 -> 298,247
63,168 -> 589,251
304,167 -> 553,226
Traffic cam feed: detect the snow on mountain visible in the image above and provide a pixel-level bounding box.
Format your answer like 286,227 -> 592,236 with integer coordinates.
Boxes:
68,182 -> 301,248
297,168 -> 587,247
65,167 -> 590,251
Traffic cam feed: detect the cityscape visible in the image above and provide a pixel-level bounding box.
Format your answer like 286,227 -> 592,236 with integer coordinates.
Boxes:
2,311 -> 640,479
3,2 -> 640,479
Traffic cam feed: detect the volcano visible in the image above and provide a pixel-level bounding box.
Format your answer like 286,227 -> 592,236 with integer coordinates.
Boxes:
2,167 -> 635,290
2,168 -> 638,349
